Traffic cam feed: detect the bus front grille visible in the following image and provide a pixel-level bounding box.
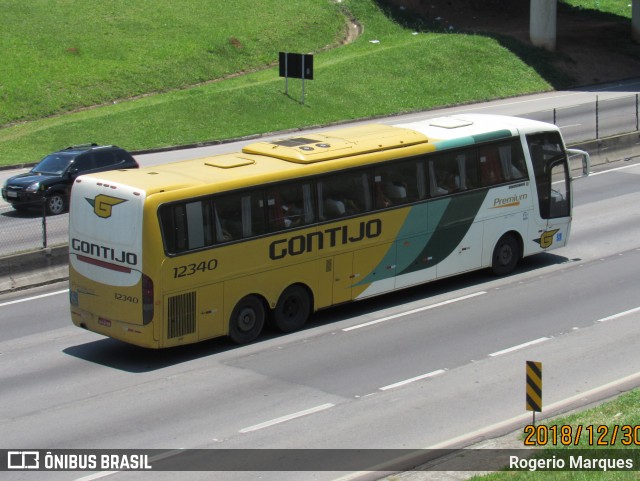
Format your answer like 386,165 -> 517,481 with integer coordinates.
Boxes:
167,291 -> 196,338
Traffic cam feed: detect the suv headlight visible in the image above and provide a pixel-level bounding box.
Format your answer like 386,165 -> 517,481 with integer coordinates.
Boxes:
25,182 -> 41,192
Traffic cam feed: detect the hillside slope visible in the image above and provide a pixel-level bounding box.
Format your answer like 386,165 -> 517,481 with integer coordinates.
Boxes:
388,0 -> 640,86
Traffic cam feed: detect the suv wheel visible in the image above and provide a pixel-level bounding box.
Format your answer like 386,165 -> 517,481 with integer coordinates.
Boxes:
46,193 -> 66,215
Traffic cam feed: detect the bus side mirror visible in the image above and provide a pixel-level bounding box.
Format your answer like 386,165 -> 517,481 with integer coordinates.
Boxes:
567,149 -> 590,178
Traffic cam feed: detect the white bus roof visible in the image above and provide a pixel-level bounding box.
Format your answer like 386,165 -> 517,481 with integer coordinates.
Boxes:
74,114 -> 557,198
394,113 -> 557,140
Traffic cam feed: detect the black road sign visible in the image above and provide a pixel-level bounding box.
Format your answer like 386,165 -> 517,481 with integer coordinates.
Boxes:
279,52 -> 314,80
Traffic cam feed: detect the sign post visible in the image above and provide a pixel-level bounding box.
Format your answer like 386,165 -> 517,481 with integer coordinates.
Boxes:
279,52 -> 314,105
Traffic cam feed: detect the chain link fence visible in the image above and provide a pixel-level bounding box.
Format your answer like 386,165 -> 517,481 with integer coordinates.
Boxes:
1,94 -> 639,259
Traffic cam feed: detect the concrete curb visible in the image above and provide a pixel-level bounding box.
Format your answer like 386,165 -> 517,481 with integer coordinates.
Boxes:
576,131 -> 640,165
1,132 -> 639,294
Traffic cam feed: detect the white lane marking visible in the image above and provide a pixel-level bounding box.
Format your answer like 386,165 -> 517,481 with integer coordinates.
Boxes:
379,369 -> 446,391
597,306 -> 640,323
588,163 -> 640,176
488,337 -> 550,357
239,403 -> 335,434
0,289 -> 68,308
342,291 -> 487,332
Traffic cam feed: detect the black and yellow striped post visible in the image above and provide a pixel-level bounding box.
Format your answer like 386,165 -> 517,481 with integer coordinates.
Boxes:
526,361 -> 542,425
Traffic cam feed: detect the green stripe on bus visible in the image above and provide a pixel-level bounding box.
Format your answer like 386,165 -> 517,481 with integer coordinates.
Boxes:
399,190 -> 488,275
433,130 -> 513,151
356,190 -> 488,286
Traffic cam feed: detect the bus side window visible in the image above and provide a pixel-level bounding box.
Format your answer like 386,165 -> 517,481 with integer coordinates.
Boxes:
479,141 -> 528,186
455,151 -> 477,190
214,196 -> 241,241
373,158 -> 423,208
159,203 -> 187,254
159,200 -> 215,253
212,190 -> 266,242
499,141 -> 527,180
244,192 -> 266,238
429,154 -> 465,196
479,145 -> 505,187
318,171 -> 371,220
267,182 -> 315,231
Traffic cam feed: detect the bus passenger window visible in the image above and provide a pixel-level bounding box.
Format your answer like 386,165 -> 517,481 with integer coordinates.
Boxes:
499,142 -> 527,180
479,141 -> 527,186
479,146 -> 505,186
214,197 -> 241,241
318,171 -> 371,220
159,203 -> 187,254
267,182 -> 315,231
159,200 -> 215,253
373,158 -> 423,208
213,190 -> 265,241
429,157 -> 460,196
455,152 -> 477,190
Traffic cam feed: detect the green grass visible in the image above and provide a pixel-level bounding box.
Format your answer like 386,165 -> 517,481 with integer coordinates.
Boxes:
469,389 -> 640,480
561,0 -> 633,18
0,0 -> 634,166
0,0 -> 343,125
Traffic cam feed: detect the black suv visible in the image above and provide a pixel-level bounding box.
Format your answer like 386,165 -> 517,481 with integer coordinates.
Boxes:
2,144 -> 139,215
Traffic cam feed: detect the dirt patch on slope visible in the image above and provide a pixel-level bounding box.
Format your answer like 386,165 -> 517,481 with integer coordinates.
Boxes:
385,0 -> 640,86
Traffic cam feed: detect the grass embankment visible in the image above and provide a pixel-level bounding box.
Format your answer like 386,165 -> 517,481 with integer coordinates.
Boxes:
0,0 -> 633,166
470,389 -> 640,480
0,0 -> 557,166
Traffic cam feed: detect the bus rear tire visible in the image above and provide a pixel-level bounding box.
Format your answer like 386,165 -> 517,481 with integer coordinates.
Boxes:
491,233 -> 520,276
229,295 -> 265,344
274,285 -> 311,333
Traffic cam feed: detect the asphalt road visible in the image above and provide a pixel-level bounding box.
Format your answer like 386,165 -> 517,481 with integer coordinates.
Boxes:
1,156 -> 639,480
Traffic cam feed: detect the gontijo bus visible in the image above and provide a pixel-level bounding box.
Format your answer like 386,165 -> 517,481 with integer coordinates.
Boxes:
69,114 -> 589,348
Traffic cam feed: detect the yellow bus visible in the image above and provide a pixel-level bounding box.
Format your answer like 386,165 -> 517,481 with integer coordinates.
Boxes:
69,114 -> 589,348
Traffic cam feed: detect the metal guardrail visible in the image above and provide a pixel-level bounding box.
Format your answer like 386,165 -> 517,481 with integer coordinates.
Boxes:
1,94 -> 639,259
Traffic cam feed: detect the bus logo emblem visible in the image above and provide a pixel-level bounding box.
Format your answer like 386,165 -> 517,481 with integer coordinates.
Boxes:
535,229 -> 560,249
86,194 -> 127,218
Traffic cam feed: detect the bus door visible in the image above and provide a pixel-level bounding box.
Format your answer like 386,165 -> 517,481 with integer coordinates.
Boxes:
527,132 -> 572,250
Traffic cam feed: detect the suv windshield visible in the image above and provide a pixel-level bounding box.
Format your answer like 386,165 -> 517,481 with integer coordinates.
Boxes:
32,153 -> 76,175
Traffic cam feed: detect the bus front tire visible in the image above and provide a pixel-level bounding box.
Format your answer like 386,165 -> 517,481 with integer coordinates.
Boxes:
229,295 -> 265,344
274,285 -> 311,333
491,233 -> 520,276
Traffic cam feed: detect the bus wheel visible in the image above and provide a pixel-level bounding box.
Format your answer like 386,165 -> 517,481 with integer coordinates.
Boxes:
229,295 -> 265,344
274,285 -> 311,333
491,233 -> 520,276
